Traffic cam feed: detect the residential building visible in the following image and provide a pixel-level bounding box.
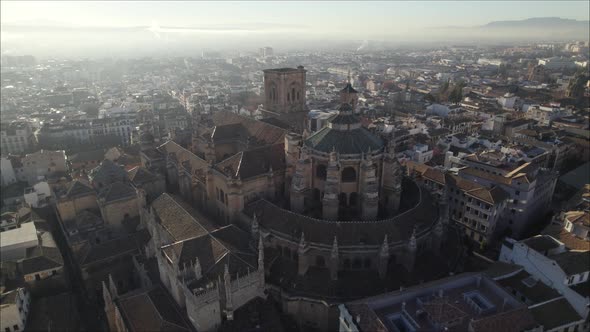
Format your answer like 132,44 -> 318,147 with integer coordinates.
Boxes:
20,150 -> 67,185
339,273 -> 538,332
1,156 -> 17,186
408,162 -> 509,245
499,235 -> 590,328
0,288 -> 30,332
1,122 -> 35,155
458,154 -> 558,238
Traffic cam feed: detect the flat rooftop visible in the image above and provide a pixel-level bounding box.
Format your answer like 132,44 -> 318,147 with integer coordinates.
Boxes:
345,273 -> 534,332
0,222 -> 38,248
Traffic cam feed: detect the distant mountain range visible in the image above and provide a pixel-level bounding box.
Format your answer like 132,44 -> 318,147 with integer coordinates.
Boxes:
482,17 -> 589,29
432,17 -> 589,41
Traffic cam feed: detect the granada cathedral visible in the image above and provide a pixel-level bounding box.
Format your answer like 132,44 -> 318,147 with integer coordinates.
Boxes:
134,66 -> 459,331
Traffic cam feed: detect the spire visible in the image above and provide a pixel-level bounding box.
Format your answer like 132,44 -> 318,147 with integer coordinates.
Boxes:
434,217 -> 444,237
409,227 -> 417,251
251,213 -> 259,236
331,236 -> 339,258
224,263 -> 233,320
258,233 -> 264,270
347,69 -> 351,84
108,274 -> 118,298
380,235 -> 389,257
298,232 -> 306,253
194,257 -> 202,280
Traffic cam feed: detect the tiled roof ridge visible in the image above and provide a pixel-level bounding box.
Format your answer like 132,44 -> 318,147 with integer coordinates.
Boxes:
208,232 -> 257,271
158,194 -> 210,236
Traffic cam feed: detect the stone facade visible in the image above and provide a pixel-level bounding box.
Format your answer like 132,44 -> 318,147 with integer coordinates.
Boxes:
287,104 -> 402,220
263,67 -> 306,114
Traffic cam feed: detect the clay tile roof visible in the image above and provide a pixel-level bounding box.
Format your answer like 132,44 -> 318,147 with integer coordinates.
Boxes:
117,286 -> 191,332
98,182 -> 136,203
523,235 -> 561,252
151,193 -> 214,242
76,229 -> 150,266
565,211 -> 590,227
211,123 -> 248,142
551,250 -> 590,275
68,149 -> 106,163
21,246 -> 64,275
467,186 -> 509,205
459,167 -> 513,185
65,180 -> 95,198
89,159 -> 128,185
211,111 -> 287,146
423,167 -> 446,185
542,224 -> 590,251
162,234 -> 228,271
422,296 -> 468,325
215,143 -> 286,180
470,307 -> 537,332
128,166 -> 158,185
530,298 -> 582,331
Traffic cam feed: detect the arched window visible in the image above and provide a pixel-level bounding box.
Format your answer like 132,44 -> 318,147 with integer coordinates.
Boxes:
316,255 -> 325,267
287,92 -> 290,102
316,165 -> 327,180
297,91 -> 301,100
341,167 -> 356,182
292,87 -> 295,102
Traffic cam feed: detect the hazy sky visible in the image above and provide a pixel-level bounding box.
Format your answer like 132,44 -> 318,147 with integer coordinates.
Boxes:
2,1 -> 589,35
2,1 -> 589,57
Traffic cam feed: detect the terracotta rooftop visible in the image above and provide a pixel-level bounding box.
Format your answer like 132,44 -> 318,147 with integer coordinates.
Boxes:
117,286 -> 191,332
152,193 -> 215,242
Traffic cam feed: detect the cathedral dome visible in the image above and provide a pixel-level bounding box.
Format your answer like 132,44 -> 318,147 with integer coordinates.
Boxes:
303,103 -> 383,155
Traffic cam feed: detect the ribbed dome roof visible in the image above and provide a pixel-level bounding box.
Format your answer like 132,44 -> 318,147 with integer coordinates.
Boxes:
303,103 -> 383,155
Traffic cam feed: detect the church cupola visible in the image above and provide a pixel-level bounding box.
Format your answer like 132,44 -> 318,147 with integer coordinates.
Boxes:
340,74 -> 359,111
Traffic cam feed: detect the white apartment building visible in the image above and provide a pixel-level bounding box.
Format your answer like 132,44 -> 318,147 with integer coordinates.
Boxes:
410,163 -> 510,244
0,222 -> 38,261
500,236 -> 590,329
23,181 -> 52,208
20,150 -> 67,185
525,105 -> 570,126
458,157 -> 558,238
1,122 -> 35,155
1,156 -> 17,186
497,93 -> 518,110
538,57 -> 577,70
0,288 -> 31,332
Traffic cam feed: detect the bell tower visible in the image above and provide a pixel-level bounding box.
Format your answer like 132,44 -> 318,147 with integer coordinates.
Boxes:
263,67 -> 306,114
